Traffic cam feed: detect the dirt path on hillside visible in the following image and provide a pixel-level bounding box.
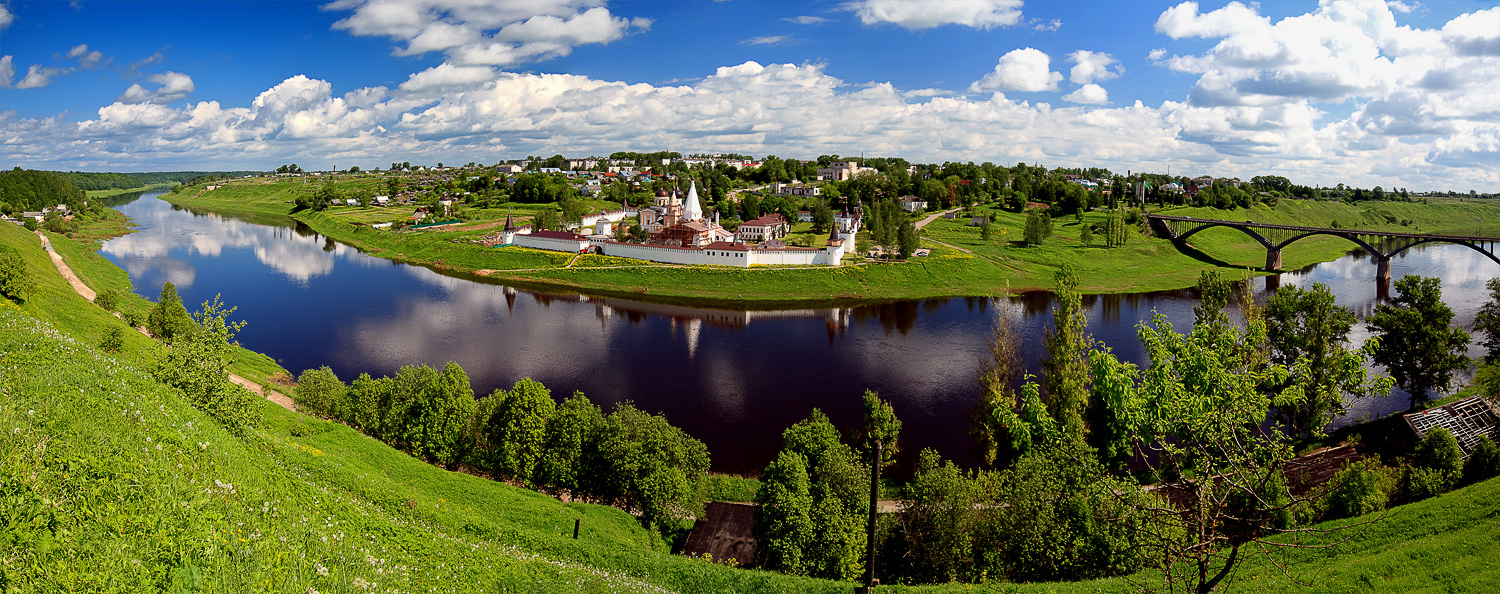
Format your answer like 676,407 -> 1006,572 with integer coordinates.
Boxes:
34,231 -> 96,301
34,230 -> 296,412
913,207 -> 960,230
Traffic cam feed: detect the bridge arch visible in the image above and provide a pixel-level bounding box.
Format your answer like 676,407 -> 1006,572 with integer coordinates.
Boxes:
1271,231 -> 1384,258
1174,222 -> 1274,249
1386,237 -> 1500,266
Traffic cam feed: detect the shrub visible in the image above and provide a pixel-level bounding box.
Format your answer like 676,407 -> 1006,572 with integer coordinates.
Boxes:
293,366 -> 346,419
483,378 -> 556,483
94,288 -> 120,312
0,246 -> 34,303
1463,435 -> 1500,485
150,296 -> 261,434
98,326 -> 123,353
1324,457 -> 1399,520
146,282 -> 195,343
1408,427 -> 1463,498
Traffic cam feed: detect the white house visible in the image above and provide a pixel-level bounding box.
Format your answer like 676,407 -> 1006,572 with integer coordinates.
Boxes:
898,197 -> 928,212
736,214 -> 790,243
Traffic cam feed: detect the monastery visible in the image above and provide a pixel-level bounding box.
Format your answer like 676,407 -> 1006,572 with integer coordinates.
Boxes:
497,181 -> 858,267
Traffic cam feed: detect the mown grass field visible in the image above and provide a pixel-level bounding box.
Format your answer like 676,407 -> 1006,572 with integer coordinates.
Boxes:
160,179 -> 1500,304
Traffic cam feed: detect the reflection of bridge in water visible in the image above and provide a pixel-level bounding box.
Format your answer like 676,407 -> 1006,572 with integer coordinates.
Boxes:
1148,214 -> 1500,284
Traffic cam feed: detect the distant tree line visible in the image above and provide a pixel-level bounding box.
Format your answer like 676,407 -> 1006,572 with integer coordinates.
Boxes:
0,168 -> 86,213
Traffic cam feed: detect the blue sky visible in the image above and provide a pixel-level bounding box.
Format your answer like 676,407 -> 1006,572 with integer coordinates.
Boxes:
0,0 -> 1496,190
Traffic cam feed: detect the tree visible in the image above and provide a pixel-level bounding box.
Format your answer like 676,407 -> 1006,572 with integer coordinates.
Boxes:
558,193 -> 589,227
151,296 -> 261,433
403,362 -> 477,470
385,176 -> 401,197
0,246 -> 35,303
974,307 -> 1023,467
1367,275 -> 1471,409
1041,264 -> 1091,443
1078,221 -> 1092,246
756,410 -> 868,580
1023,210 -> 1048,246
1475,278 -> 1500,364
1462,435 -> 1500,485
755,450 -> 815,574
1086,304 -> 1373,594
894,449 -> 990,583
484,378 -> 556,483
293,366 -> 346,420
585,403 -> 710,534
1408,427 -> 1463,499
532,390 -> 604,495
1103,209 -> 1128,247
146,282 -> 195,343
811,200 -> 835,233
533,208 -> 559,231
859,390 -> 901,468
1264,283 -> 1389,436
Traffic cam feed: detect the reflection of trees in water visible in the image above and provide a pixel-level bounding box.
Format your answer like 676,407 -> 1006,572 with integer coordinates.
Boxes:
1017,291 -> 1052,317
851,300 -> 922,336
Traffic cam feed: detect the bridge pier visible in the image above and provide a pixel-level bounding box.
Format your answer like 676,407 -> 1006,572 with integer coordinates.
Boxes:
1265,247 -> 1282,271
1376,256 -> 1391,282
1265,274 -> 1281,293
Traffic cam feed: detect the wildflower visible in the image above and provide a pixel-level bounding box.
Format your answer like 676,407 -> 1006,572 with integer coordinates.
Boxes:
316,563 -> 328,576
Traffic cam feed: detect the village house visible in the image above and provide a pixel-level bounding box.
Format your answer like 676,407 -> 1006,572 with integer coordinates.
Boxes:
898,196 -> 928,212
735,213 -> 790,243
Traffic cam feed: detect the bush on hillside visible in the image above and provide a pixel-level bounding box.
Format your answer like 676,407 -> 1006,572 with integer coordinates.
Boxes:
98,325 -> 123,353
146,282 -> 195,343
93,288 -> 120,312
1464,435 -> 1500,485
1324,457 -> 1401,520
151,296 -> 261,433
293,366 -> 346,419
0,246 -> 34,303
1408,428 -> 1464,499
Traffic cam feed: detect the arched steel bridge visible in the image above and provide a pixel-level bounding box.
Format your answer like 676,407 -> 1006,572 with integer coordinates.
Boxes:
1146,214 -> 1500,280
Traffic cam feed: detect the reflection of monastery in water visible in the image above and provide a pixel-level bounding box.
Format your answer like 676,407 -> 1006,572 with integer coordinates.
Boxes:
499,285 -> 855,352
494,181 -> 858,267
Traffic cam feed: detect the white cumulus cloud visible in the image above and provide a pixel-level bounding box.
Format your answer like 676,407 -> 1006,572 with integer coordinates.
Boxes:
63,44 -> 109,68
1063,83 -> 1108,104
970,47 -> 1061,92
326,0 -> 649,68
118,71 -> 195,103
846,0 -> 1023,30
0,56 -> 12,88
0,5 -> 13,30
1068,50 -> 1121,84
15,64 -> 69,89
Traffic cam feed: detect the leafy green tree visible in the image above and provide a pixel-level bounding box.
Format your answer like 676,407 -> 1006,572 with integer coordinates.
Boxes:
769,409 -> 868,580
1408,427 -> 1463,499
1367,275 -> 1471,409
811,200 -> 835,233
584,403 -> 710,534
558,193 -> 589,227
151,296 -> 261,433
0,246 -> 35,303
532,390 -> 604,494
401,362 -> 477,470
484,378 -> 557,483
1103,209 -> 1128,247
346,372 -> 395,437
858,390 -> 901,468
1023,210 -> 1048,246
1475,278 -> 1500,364
1085,302 -> 1368,594
146,282 -> 195,343
754,450 -> 815,574
1264,283 -> 1388,437
532,208 -> 559,231
1042,264 -> 1092,444
293,366 -> 346,420
895,449 -> 992,583
1078,221 -> 1092,246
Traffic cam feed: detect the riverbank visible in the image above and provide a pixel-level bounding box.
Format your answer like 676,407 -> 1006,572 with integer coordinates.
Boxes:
85,182 -> 175,198
158,179 -> 1500,305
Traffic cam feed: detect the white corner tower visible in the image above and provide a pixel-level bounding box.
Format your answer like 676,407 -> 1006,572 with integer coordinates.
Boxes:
683,180 -> 703,222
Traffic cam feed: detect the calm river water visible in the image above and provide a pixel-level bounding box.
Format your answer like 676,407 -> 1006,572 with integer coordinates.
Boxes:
101,193 -> 1500,473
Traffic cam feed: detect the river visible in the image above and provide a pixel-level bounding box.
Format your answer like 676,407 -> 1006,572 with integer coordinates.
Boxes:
100,193 -> 1500,474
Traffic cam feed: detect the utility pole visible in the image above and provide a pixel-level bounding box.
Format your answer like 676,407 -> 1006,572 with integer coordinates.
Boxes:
856,441 -> 881,594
